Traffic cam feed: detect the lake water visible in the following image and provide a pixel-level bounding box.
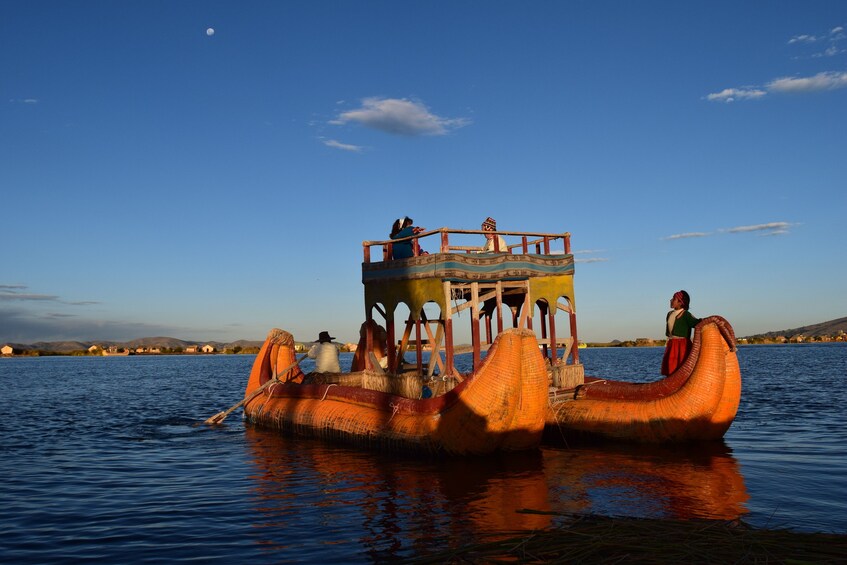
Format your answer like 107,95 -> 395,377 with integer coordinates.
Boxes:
1,343 -> 845,563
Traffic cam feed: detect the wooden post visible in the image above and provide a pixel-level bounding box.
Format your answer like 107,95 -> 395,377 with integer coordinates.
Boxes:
397,317 -> 414,373
539,302 -> 549,360
471,282 -> 481,370
520,282 -> 532,330
495,281 -> 503,334
564,233 -> 571,254
549,309 -> 558,364
445,318 -> 454,376
522,236 -> 528,254
443,281 -> 455,376
485,312 -> 491,345
363,244 -> 371,264
441,230 -> 449,253
365,311 -> 374,371
386,313 -> 396,373
415,317 -> 423,372
570,310 -> 579,364
543,236 -> 550,254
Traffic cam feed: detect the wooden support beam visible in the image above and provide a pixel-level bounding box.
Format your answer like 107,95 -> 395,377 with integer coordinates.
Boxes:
484,312 -> 492,345
496,281 -> 504,334
386,315 -> 396,374
549,309 -> 558,364
471,281 -> 481,370
570,310 -> 580,364
365,315 -> 374,371
396,316 -> 414,374
519,282 -> 531,329
415,317 -> 423,372
443,281 -> 455,376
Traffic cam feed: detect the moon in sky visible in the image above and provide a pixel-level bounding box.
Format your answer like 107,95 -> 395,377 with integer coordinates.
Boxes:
206,28 -> 215,36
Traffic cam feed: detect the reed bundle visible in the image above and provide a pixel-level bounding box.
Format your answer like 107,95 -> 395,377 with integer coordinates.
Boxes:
303,371 -> 459,399
404,513 -> 847,564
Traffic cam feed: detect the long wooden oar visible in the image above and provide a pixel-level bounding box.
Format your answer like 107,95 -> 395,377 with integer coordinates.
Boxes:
204,353 -> 308,425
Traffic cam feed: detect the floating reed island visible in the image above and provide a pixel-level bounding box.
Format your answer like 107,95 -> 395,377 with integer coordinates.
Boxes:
210,225 -> 742,454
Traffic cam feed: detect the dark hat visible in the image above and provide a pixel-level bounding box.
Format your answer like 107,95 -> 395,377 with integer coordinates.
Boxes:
317,331 -> 335,343
482,217 -> 496,231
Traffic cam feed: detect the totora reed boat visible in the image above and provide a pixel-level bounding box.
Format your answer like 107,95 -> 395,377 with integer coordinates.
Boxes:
545,315 -> 741,444
237,226 -> 741,454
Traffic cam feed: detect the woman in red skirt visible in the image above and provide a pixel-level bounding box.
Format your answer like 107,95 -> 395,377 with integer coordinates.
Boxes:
661,290 -> 700,376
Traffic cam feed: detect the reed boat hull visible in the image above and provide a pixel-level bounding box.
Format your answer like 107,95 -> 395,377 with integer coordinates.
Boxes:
243,328 -> 549,455
545,316 -> 741,444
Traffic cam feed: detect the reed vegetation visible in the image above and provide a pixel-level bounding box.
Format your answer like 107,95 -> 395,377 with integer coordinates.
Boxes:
405,512 -> 846,564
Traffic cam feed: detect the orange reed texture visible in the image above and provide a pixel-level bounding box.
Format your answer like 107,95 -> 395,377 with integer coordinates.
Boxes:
546,317 -> 741,443
243,328 -> 549,455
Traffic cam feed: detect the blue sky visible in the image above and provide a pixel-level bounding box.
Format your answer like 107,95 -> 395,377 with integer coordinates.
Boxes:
2,1 -> 845,345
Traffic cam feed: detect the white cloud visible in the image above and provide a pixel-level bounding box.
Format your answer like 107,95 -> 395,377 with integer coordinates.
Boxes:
788,34 -> 818,44
323,139 -> 364,152
723,222 -> 793,234
662,232 -> 712,240
706,88 -> 766,103
709,23 -> 847,102
663,222 -> 795,240
331,97 -> 470,136
767,71 -> 847,93
574,257 -> 609,264
707,70 -> 847,102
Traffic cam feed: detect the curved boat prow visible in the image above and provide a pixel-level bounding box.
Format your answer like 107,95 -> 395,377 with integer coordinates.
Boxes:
546,316 -> 741,443
243,327 -> 549,455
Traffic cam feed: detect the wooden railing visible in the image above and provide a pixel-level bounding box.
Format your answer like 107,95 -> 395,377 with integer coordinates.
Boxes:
362,228 -> 571,264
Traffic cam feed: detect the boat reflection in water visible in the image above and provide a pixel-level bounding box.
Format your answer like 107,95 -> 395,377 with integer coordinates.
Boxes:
243,427 -> 749,559
541,441 -> 750,521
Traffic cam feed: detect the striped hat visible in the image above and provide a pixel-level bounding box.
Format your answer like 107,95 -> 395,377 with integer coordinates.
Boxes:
482,217 -> 496,231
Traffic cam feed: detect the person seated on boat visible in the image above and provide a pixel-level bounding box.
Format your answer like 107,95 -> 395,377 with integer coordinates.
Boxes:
308,331 -> 341,373
390,216 -> 425,259
350,320 -> 389,372
661,290 -> 700,376
478,217 -> 507,253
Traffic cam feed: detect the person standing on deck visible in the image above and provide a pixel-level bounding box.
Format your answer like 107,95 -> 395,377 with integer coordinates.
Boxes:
308,331 -> 341,373
661,290 -> 700,376
390,216 -> 424,259
479,217 -> 507,253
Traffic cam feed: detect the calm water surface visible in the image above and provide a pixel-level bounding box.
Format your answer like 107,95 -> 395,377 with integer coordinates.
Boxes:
1,344 -> 845,563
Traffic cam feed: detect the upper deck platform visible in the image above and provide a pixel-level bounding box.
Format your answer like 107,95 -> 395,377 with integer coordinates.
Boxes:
361,228 -> 573,284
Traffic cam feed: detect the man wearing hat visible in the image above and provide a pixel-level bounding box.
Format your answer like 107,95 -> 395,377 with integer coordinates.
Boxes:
307,330 -> 341,373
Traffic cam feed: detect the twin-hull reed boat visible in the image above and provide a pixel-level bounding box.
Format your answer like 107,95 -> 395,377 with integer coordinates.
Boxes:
241,226 -> 741,454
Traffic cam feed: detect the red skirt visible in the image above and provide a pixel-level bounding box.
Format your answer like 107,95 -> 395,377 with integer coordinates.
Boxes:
661,337 -> 691,376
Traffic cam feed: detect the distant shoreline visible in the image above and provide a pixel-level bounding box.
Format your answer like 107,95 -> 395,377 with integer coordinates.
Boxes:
3,339 -> 844,358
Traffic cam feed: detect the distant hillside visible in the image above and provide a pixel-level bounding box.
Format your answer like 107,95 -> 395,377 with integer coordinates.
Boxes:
123,337 -> 197,350
744,316 -> 847,339
28,340 -> 95,353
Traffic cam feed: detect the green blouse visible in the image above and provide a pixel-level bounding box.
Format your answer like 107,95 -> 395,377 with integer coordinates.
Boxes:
666,310 -> 700,338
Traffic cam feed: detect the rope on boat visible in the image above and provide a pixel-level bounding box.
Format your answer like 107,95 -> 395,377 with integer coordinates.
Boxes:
387,402 -> 400,424
320,383 -> 337,401
546,394 -> 571,448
